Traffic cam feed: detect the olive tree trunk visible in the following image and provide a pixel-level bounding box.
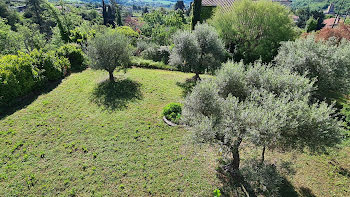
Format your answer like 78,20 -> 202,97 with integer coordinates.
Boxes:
108,70 -> 115,82
231,137 -> 243,173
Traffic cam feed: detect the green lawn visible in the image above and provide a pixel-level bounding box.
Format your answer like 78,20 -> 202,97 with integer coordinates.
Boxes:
0,67 -> 349,196
0,68 -> 218,196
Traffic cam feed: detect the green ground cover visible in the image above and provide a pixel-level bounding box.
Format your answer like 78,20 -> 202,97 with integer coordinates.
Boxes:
0,67 -> 349,196
0,68 -> 218,196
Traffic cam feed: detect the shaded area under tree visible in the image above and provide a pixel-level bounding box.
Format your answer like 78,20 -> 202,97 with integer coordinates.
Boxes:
90,78 -> 142,111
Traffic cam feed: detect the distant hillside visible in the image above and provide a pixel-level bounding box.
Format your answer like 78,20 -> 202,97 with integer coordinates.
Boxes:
74,0 -> 193,8
292,0 -> 350,14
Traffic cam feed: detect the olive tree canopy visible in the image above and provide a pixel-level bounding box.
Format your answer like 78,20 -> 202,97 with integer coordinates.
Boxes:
87,29 -> 131,82
169,23 -> 226,80
275,36 -> 350,101
182,61 -> 343,177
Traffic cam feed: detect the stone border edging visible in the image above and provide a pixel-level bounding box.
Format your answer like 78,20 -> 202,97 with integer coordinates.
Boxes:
163,116 -> 179,127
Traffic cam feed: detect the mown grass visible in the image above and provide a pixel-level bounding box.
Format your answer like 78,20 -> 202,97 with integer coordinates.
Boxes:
0,68 -> 219,196
0,67 -> 349,196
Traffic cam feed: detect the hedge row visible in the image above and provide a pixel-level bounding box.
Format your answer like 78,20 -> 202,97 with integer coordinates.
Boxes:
131,57 -> 176,71
0,44 -> 86,107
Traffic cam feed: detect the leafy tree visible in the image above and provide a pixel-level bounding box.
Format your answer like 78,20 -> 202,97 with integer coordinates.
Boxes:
25,0 -> 56,35
169,23 -> 226,80
0,1 -> 20,30
174,1 -> 185,11
305,16 -> 318,32
170,31 -> 200,76
81,9 -> 100,22
17,23 -> 47,52
210,0 -> 296,63
182,61 -> 343,190
141,10 -> 187,45
275,36 -> 350,101
345,17 -> 350,25
295,8 -> 325,30
142,7 -> 149,14
0,18 -> 22,55
46,2 -> 71,43
87,29 -> 131,82
102,0 -> 121,27
69,23 -> 96,48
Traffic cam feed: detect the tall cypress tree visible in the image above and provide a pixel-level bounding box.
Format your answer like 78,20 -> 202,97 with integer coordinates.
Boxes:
191,0 -> 201,30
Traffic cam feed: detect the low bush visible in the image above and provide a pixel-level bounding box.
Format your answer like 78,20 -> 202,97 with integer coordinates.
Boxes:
30,50 -> 70,81
316,23 -> 350,42
162,102 -> 182,124
134,40 -> 152,56
56,43 -> 86,71
131,57 -> 176,71
141,45 -> 170,64
0,51 -> 70,107
0,53 -> 40,106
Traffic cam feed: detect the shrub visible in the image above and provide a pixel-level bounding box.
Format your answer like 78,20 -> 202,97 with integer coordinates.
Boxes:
141,45 -> 170,64
131,57 -> 175,71
56,43 -> 86,72
0,54 -> 40,106
134,40 -> 152,56
275,36 -> 350,101
116,26 -> 139,38
0,50 -> 71,107
316,23 -> 350,43
305,16 -> 318,32
116,26 -> 139,45
163,102 -> 182,124
30,50 -> 70,81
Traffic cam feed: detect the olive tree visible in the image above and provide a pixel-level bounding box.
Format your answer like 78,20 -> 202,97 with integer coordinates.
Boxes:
275,36 -> 350,101
210,0 -> 296,63
87,29 -> 131,82
169,23 -> 226,80
182,61 -> 343,180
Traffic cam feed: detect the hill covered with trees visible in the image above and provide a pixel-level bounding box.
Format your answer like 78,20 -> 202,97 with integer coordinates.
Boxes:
292,0 -> 350,14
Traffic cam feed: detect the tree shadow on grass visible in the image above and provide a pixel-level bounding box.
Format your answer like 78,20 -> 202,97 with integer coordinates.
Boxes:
215,159 -> 313,197
176,77 -> 197,97
0,79 -> 62,120
90,78 -> 142,111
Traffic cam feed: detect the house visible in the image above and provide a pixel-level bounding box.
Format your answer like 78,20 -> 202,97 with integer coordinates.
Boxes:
271,0 -> 292,6
200,0 -> 234,21
323,17 -> 343,29
200,0 -> 292,21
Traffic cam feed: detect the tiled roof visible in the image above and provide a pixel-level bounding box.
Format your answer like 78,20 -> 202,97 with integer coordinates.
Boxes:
202,0 -> 234,7
323,17 -> 342,29
201,0 -> 292,8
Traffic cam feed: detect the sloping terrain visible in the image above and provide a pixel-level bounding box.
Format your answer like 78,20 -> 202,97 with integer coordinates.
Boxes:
0,68 -> 218,196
